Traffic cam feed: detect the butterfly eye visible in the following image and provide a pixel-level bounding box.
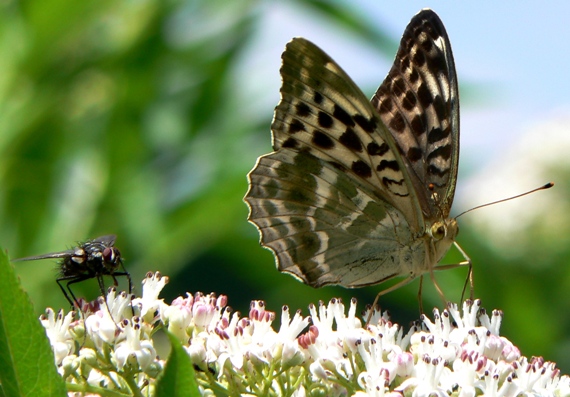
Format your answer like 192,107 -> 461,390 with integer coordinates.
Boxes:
431,223 -> 446,240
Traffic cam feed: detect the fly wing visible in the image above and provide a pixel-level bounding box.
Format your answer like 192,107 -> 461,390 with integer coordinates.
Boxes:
91,235 -> 117,246
12,249 -> 75,262
12,234 -> 118,262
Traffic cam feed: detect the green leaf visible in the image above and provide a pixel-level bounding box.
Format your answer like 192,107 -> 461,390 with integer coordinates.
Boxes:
0,248 -> 67,396
155,331 -> 201,397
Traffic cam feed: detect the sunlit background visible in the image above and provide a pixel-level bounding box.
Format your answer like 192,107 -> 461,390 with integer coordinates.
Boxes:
3,1 -> 570,371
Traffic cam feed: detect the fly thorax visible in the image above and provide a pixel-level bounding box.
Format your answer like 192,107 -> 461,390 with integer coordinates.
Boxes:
72,248 -> 86,263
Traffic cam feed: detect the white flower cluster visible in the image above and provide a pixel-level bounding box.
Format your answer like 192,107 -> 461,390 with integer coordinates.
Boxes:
40,272 -> 168,395
40,272 -> 570,396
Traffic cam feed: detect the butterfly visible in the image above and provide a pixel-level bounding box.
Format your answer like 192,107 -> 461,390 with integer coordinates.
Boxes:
245,9 -> 467,306
14,235 -> 133,310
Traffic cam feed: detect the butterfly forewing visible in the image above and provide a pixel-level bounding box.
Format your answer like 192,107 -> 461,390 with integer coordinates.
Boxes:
245,9 -> 459,290
372,11 -> 459,218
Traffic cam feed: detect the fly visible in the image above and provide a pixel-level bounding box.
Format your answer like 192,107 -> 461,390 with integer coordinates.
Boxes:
14,235 -> 133,312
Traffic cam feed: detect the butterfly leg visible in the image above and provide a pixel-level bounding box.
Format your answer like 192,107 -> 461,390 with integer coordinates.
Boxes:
417,275 -> 424,314
453,241 -> 473,302
366,276 -> 416,326
460,265 -> 474,302
431,241 -> 473,302
428,268 -> 448,307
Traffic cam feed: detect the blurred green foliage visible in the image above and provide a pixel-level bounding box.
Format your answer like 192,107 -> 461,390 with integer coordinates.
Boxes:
2,0 -> 569,374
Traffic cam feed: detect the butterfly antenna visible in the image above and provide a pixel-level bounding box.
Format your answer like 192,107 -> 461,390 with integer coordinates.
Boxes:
456,182 -> 553,219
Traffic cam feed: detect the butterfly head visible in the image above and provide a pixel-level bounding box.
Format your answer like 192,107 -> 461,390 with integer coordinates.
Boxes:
426,218 -> 459,268
429,218 -> 458,250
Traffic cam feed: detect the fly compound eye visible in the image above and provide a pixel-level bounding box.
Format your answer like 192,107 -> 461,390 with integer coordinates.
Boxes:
102,247 -> 118,264
431,223 -> 446,240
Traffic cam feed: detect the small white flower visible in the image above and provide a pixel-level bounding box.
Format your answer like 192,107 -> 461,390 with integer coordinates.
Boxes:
161,292 -> 227,342
40,308 -> 76,365
84,302 -> 118,349
131,271 -> 169,321
500,337 -> 521,362
309,360 -> 328,381
86,368 -> 121,390
162,295 -> 193,341
215,311 -> 246,371
193,295 -> 218,330
277,304 -> 311,346
357,372 -> 387,397
393,352 -> 414,378
106,287 -> 134,321
83,287 -> 136,350
113,318 -> 156,371
186,337 -> 208,370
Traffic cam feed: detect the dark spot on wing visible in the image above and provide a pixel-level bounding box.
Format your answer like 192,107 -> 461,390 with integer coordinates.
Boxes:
367,142 -> 389,156
288,119 -> 305,133
318,112 -> 333,128
333,105 -> 355,127
353,115 -> 376,133
313,92 -> 323,104
410,115 -> 424,137
407,147 -> 422,162
296,102 -> 311,117
282,137 -> 298,148
377,160 -> 400,172
413,49 -> 425,67
421,37 -> 433,52
328,161 -> 346,171
312,131 -> 334,149
339,128 -> 362,152
403,91 -> 417,110
352,160 -> 372,178
389,113 -> 406,133
427,144 -> 452,161
417,83 -> 432,108
433,95 -> 446,121
427,127 -> 450,144
427,164 -> 448,177
378,97 -> 392,114
409,69 -> 419,84
392,77 -> 406,96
